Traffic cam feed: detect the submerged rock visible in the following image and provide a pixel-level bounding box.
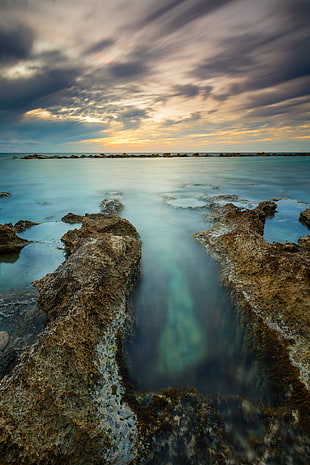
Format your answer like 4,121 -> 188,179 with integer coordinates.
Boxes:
0,331 -> 9,351
300,207 -> 310,228
194,201 -> 310,402
100,198 -> 123,214
0,224 -> 31,255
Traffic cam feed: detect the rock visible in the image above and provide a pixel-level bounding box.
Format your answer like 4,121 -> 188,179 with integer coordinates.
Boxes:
21,154 -> 48,159
0,215 -> 141,464
194,201 -> 310,399
0,192 -> 11,197
61,212 -> 83,224
0,224 -> 31,255
62,214 -> 139,256
13,220 -> 40,232
0,331 -> 9,351
300,208 -> 310,228
99,198 -> 123,214
0,214 -> 309,463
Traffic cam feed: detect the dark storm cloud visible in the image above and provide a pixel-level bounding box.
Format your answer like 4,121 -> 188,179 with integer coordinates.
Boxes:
83,38 -> 114,55
0,68 -> 77,114
0,116 -> 107,145
0,22 -> 34,61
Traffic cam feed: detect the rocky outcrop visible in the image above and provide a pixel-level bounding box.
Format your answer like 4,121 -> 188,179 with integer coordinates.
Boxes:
0,214 -> 141,465
13,220 -> 40,232
194,201 -> 310,399
61,212 -> 83,224
0,224 -> 31,254
0,212 -> 309,464
300,207 -> 310,228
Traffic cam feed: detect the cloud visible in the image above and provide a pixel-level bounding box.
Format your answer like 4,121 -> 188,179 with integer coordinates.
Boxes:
108,61 -> 149,79
0,68 -> 78,116
140,0 -> 236,32
163,112 -> 201,126
117,108 -> 149,129
83,38 -> 114,55
0,22 -> 34,61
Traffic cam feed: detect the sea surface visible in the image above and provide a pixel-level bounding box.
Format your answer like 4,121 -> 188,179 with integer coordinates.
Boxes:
0,155 -> 309,402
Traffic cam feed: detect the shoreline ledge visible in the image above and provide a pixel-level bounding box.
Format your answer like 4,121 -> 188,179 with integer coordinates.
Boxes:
1,213 -> 310,464
194,201 -> 310,410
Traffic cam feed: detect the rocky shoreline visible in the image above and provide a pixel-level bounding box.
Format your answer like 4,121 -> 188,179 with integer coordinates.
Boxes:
194,202 -> 310,411
0,210 -> 309,463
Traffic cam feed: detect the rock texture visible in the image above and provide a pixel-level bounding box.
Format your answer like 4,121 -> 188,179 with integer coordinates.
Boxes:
300,207 -> 310,228
0,214 -> 141,465
100,198 -> 123,214
0,211 -> 309,464
194,201 -> 310,398
13,220 -> 40,232
0,224 -> 31,254
61,212 -> 83,224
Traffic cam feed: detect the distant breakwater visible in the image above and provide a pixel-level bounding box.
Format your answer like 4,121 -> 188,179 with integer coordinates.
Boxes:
18,152 -> 310,159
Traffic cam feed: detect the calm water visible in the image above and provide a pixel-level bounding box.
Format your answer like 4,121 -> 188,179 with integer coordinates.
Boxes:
1,156 -> 309,401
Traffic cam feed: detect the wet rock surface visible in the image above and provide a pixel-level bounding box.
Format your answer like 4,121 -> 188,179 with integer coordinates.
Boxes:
194,201 -> 310,411
0,215 -> 141,464
13,220 -> 40,232
0,224 -> 31,255
100,197 -> 124,214
300,207 -> 310,228
0,212 -> 309,464
0,286 -> 45,379
61,212 -> 83,224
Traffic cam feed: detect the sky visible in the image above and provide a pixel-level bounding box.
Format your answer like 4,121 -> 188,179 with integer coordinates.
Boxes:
0,0 -> 309,153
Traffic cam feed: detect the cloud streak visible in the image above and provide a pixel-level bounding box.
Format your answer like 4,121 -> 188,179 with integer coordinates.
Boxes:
0,0 -> 309,152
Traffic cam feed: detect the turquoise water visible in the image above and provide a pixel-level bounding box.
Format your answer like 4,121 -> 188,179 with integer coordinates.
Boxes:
1,156 -> 309,400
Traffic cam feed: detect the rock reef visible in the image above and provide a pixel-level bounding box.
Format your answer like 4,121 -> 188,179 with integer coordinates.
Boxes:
0,211 -> 309,464
0,224 -> 31,255
194,201 -> 310,406
300,207 -> 310,228
0,214 -> 141,464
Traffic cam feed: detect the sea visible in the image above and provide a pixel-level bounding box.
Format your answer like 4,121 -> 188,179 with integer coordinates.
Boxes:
0,154 -> 309,404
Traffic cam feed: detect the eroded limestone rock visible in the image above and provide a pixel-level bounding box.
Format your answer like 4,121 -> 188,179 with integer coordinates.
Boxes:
0,224 -> 31,255
300,207 -> 310,228
0,215 -> 141,465
100,198 -> 123,214
194,201 -> 310,398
